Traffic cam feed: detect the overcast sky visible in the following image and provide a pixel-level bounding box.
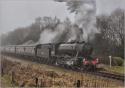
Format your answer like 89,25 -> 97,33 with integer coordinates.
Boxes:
0,0 -> 125,34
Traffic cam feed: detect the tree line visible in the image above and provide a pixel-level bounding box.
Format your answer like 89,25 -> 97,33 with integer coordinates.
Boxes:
93,8 -> 124,58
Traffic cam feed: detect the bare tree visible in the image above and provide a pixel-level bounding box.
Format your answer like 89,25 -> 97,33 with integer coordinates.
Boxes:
96,9 -> 124,58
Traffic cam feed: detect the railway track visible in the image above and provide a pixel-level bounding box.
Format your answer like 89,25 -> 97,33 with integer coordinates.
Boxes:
65,66 -> 124,82
93,71 -> 124,82
52,64 -> 124,82
52,63 -> 124,82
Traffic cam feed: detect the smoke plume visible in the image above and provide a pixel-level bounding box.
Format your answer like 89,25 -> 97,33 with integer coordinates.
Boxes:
55,0 -> 98,41
75,0 -> 98,41
38,20 -> 83,44
38,0 -> 98,44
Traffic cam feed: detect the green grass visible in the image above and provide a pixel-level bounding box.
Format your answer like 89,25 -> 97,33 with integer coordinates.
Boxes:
1,74 -> 17,87
1,75 -> 13,87
103,65 -> 124,75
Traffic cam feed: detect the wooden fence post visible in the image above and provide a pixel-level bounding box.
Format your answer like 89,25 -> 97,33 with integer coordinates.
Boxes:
52,71 -> 55,87
76,80 -> 81,88
40,79 -> 44,87
11,71 -> 15,84
35,77 -> 38,87
1,67 -> 4,77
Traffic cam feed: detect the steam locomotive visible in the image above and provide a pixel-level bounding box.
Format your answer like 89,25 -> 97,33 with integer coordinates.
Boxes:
1,41 -> 99,71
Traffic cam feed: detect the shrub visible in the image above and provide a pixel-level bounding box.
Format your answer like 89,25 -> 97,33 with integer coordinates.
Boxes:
112,57 -> 124,66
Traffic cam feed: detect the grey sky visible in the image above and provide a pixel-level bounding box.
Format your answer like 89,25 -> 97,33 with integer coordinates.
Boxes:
96,0 -> 125,15
0,0 -> 75,34
0,0 -> 125,34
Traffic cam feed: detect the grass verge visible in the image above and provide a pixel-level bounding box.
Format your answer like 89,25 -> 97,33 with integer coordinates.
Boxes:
103,65 -> 124,75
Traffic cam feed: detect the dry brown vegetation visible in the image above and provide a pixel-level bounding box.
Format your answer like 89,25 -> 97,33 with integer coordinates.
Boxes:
1,55 -> 124,87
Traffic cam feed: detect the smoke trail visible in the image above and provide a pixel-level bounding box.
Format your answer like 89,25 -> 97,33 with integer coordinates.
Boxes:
39,29 -> 58,44
55,0 -> 99,41
38,21 -> 83,44
38,0 -> 98,44
74,0 -> 98,41
39,23 -> 67,44
68,24 -> 83,42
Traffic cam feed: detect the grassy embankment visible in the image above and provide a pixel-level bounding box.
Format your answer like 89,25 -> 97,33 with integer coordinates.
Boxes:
103,65 -> 124,75
1,74 -> 15,87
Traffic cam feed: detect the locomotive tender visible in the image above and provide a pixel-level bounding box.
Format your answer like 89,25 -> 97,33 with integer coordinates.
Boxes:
1,41 -> 99,71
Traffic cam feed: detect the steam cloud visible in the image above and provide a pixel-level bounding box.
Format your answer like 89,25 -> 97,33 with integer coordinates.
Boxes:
38,0 -> 98,44
75,0 -> 98,41
39,23 -> 66,44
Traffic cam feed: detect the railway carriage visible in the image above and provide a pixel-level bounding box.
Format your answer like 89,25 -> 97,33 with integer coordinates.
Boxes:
35,44 -> 52,58
2,45 -> 16,54
8,46 -> 16,53
16,46 -> 25,55
23,46 -> 35,56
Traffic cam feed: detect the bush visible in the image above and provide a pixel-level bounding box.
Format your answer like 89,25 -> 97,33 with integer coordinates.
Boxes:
112,57 -> 124,66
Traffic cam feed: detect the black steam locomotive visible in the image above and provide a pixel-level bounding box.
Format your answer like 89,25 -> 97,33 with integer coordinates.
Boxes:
1,41 -> 99,71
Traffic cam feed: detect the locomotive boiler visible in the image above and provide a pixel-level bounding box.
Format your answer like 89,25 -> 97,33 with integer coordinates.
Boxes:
56,42 -> 93,57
